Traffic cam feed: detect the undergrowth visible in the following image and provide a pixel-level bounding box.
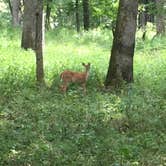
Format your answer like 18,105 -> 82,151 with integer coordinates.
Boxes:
0,27 -> 166,166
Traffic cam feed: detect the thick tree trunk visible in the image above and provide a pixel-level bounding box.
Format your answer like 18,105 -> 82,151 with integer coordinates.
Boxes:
75,0 -> 80,32
155,0 -> 165,35
105,0 -> 138,87
45,0 -> 52,30
10,0 -> 21,26
35,0 -> 45,84
83,0 -> 90,30
21,0 -> 37,50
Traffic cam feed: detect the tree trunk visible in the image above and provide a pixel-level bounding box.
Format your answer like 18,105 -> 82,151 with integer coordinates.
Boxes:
138,0 -> 149,40
83,0 -> 90,30
45,0 -> 52,30
21,0 -> 37,50
75,0 -> 80,32
21,0 -> 45,84
105,0 -> 138,87
155,0 -> 165,35
138,11 -> 147,29
8,0 -> 12,16
10,0 -> 21,26
138,11 -> 147,40
35,0 -> 45,84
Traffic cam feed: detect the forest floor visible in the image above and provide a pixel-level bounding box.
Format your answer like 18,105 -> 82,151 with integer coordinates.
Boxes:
0,27 -> 166,165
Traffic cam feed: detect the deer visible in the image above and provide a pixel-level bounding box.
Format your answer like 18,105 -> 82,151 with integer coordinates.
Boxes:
60,63 -> 91,94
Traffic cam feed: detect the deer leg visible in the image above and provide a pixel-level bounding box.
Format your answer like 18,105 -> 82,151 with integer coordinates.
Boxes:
60,82 -> 68,93
63,84 -> 68,92
82,83 -> 86,95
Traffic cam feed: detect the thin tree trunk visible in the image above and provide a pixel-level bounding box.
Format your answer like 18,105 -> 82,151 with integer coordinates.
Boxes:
83,0 -> 90,30
138,11 -> 147,29
105,0 -> 138,87
138,0 -> 148,40
139,11 -> 147,40
45,0 -> 52,30
35,0 -> 45,84
155,0 -> 165,36
75,0 -> 80,32
8,0 -> 12,15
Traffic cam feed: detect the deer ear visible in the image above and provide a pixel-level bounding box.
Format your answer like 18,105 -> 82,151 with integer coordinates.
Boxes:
88,63 -> 91,66
82,63 -> 85,66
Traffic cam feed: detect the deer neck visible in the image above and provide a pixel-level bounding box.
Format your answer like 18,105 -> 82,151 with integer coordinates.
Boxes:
85,69 -> 89,80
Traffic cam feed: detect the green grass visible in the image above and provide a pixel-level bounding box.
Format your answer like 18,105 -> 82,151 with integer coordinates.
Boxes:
0,27 -> 166,165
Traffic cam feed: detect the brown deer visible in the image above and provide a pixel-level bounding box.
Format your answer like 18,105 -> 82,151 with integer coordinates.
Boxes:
60,63 -> 91,94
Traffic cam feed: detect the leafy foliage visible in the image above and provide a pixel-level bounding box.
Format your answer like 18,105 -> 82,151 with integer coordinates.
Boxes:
43,0 -> 118,29
91,0 -> 118,28
0,1 -> 11,27
0,27 -> 166,165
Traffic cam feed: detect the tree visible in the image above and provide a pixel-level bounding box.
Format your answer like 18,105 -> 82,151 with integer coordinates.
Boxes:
105,0 -> 138,87
90,0 -> 118,29
45,0 -> 52,30
21,0 -> 45,84
83,0 -> 90,30
35,0 -> 45,84
8,0 -> 21,26
138,0 -> 155,40
75,0 -> 80,32
21,0 -> 37,50
155,0 -> 165,36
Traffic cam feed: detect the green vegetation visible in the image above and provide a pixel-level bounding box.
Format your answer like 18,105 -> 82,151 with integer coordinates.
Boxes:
0,27 -> 166,165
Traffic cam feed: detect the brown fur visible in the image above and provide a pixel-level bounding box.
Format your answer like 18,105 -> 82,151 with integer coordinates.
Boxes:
60,63 -> 91,94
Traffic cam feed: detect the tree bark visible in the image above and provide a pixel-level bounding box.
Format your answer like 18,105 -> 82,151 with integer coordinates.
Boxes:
45,0 -> 52,30
21,0 -> 45,84
21,0 -> 37,50
8,0 -> 13,16
138,10 -> 147,29
35,0 -> 45,84
105,0 -> 138,87
75,0 -> 80,32
10,0 -> 21,26
83,0 -> 90,30
155,0 -> 165,35
138,11 -> 147,40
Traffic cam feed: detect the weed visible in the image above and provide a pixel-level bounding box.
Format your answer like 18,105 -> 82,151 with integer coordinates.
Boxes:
0,27 -> 166,165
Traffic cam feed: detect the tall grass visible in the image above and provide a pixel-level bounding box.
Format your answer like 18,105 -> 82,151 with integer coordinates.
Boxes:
0,27 -> 166,165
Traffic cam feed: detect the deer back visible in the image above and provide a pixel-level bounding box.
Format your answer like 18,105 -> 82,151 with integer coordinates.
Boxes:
60,70 -> 87,83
